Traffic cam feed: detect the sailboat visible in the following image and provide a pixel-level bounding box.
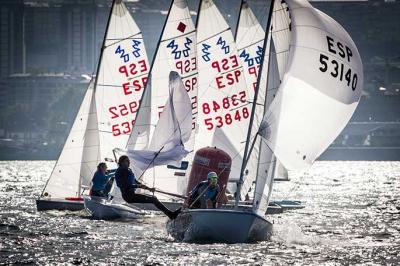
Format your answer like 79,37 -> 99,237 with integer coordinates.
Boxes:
83,0 -> 200,218
123,0 -> 199,207
167,0 -> 363,243
85,70 -> 192,220
37,0 -> 150,211
235,1 -> 301,212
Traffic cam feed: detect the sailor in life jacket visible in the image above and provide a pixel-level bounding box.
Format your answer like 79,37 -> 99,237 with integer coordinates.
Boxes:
188,172 -> 221,209
90,162 -> 115,198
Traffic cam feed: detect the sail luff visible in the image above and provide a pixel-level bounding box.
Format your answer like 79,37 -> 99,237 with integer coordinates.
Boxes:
235,0 -> 275,208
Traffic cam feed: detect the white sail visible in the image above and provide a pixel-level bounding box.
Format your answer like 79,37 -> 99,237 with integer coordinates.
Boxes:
79,84 -> 101,191
235,1 -> 272,199
274,160 -> 289,180
251,0 -> 292,213
127,0 -> 198,197
128,72 -> 192,170
95,0 -> 150,165
195,0 -> 251,182
261,0 -> 363,170
42,80 -> 95,199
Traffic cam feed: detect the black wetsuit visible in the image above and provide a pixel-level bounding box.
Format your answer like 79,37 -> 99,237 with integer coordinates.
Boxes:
114,167 -> 179,219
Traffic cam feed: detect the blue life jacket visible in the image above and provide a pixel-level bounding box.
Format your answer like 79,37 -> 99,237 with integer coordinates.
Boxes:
91,170 -> 114,192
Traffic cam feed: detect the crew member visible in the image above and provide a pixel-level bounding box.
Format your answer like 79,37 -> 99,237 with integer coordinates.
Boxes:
188,171 -> 221,209
91,162 -> 115,197
114,155 -> 181,219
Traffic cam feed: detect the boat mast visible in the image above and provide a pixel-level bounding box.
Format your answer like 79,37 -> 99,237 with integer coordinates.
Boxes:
77,0 -> 117,196
233,0 -> 245,40
234,0 -> 275,208
195,0 -> 202,28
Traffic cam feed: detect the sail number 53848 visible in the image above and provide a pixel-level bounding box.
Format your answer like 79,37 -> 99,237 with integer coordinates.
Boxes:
319,54 -> 357,91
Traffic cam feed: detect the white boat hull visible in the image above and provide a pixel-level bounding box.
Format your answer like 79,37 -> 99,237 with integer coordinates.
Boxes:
167,209 -> 273,243
84,196 -> 145,220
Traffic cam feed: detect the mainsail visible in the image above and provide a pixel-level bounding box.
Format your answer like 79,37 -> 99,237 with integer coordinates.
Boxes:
42,80 -> 95,199
41,0 -> 150,200
95,0 -> 150,166
195,0 -> 251,182
126,0 -> 198,197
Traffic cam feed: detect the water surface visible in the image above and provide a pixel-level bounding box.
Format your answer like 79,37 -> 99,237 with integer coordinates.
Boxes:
1,161 -> 399,265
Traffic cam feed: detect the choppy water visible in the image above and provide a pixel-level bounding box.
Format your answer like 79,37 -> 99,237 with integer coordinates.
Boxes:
0,161 -> 399,265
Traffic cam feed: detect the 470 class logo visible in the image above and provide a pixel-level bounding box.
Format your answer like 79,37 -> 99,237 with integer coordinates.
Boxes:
166,37 -> 193,60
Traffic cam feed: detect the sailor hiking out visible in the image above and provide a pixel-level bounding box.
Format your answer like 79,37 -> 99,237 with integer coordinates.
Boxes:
114,155 -> 181,219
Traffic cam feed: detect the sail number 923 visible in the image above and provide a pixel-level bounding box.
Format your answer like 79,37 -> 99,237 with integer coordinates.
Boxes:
319,54 -> 357,91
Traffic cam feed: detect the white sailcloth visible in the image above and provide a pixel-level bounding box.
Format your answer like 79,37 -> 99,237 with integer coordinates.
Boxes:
261,0 -> 363,171
79,83 -> 101,191
95,0 -> 150,165
235,1 -> 271,199
42,80 -> 95,199
195,0 -> 251,181
127,0 -> 198,197
251,0 -> 293,214
127,72 -> 192,170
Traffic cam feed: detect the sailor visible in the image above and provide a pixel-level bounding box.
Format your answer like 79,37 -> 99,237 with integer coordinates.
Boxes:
114,155 -> 181,219
188,172 -> 221,209
91,162 -> 115,198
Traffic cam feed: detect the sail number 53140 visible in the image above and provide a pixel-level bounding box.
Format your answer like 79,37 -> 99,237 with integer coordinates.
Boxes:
319,54 -> 357,91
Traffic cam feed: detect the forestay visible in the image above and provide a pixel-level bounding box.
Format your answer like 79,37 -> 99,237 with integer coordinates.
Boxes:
195,0 -> 251,182
261,0 -> 363,170
42,80 -> 95,199
127,72 -> 192,170
95,0 -> 150,166
127,0 -> 198,197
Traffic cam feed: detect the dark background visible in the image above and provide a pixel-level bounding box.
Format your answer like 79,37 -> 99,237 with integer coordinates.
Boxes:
0,0 -> 399,160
